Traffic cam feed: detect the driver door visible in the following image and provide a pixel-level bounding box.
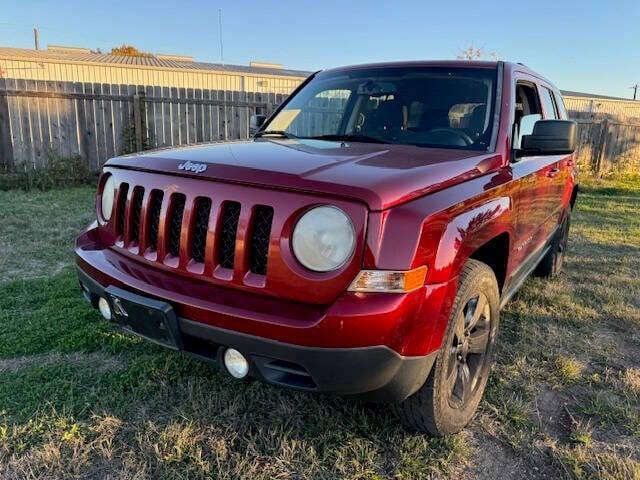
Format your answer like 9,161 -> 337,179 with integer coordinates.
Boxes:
509,79 -> 559,271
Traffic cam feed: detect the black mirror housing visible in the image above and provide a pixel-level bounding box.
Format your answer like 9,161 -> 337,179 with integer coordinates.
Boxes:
250,114 -> 267,135
520,120 -> 577,155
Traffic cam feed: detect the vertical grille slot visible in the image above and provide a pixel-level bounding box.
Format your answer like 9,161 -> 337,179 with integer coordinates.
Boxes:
147,190 -> 164,251
168,193 -> 186,257
218,201 -> 241,269
249,206 -> 274,275
115,183 -> 129,237
130,187 -> 145,244
191,197 -> 212,263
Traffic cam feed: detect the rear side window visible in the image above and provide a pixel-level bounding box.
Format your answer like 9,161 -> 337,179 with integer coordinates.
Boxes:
540,87 -> 558,119
554,92 -> 568,119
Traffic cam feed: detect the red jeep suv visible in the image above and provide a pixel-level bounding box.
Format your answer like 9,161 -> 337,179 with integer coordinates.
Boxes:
76,61 -> 578,435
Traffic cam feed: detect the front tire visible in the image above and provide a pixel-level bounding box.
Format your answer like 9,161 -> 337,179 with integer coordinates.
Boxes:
395,259 -> 500,435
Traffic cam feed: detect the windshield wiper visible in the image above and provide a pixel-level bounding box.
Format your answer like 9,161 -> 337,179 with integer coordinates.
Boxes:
306,134 -> 390,144
254,130 -> 298,139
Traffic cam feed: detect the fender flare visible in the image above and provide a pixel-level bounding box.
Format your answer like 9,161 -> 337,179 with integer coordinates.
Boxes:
428,196 -> 512,285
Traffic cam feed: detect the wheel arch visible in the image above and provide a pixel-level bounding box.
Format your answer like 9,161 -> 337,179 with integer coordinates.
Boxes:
468,232 -> 510,293
429,196 -> 512,287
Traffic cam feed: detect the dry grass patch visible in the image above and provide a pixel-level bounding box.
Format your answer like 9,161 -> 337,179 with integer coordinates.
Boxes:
553,445 -> 640,480
621,368 -> 640,397
554,355 -> 587,385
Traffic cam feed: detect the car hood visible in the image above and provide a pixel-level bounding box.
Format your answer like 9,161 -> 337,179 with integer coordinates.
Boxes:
106,139 -> 502,211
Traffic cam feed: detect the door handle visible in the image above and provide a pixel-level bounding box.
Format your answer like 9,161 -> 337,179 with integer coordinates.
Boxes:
546,167 -> 560,178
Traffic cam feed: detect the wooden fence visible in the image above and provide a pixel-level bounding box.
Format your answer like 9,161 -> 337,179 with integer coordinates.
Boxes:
1,77 -> 639,176
0,78 -> 285,172
570,112 -> 640,175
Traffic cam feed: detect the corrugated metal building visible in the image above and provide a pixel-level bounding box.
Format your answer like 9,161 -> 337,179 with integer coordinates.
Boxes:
561,90 -> 640,119
2,46 -> 638,117
0,46 -> 310,93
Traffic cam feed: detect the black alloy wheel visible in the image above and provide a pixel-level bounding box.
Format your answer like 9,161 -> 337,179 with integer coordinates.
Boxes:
447,292 -> 492,409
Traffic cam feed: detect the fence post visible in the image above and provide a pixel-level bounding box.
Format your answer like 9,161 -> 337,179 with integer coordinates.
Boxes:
133,92 -> 144,152
594,118 -> 609,177
0,79 -> 14,172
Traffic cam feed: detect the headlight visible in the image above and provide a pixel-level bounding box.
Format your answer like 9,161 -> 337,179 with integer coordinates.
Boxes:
100,175 -> 116,221
292,206 -> 355,272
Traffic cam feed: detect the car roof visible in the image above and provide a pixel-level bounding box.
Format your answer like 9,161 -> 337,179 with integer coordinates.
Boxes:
322,60 -> 499,73
320,60 -> 555,90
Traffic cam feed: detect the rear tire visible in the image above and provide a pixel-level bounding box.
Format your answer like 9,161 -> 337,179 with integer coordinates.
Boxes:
535,212 -> 570,278
395,259 -> 500,435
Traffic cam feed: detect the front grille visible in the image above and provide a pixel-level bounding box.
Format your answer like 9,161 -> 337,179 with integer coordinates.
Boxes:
218,201 -> 241,269
130,187 -> 144,243
192,197 -> 211,263
111,182 -> 275,280
115,183 -> 129,237
168,194 -> 186,257
250,206 -> 273,275
147,190 -> 163,251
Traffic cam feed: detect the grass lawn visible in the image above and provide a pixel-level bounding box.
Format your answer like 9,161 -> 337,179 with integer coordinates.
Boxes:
0,178 -> 638,479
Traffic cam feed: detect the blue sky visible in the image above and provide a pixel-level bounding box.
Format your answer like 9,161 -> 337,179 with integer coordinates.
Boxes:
1,0 -> 638,98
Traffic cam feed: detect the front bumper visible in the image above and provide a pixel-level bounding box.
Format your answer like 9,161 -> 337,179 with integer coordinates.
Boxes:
75,223 -> 457,401
78,267 -> 436,402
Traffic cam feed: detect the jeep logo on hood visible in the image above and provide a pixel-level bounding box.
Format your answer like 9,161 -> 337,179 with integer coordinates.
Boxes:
178,161 -> 207,173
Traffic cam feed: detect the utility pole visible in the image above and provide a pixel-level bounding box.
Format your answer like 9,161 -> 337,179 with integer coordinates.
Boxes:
632,83 -> 639,101
33,27 -> 40,50
218,9 -> 224,64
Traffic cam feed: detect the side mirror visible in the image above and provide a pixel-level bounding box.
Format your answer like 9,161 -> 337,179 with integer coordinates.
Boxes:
250,114 -> 266,135
520,120 -> 577,155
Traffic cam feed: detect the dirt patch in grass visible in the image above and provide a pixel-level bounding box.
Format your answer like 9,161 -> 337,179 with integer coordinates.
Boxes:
535,387 -> 570,440
465,432 -> 530,479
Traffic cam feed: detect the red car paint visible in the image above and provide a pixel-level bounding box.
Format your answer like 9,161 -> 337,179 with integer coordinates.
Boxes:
76,61 -> 577,361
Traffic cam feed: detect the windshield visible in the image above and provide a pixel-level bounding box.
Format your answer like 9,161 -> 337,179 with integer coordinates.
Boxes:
262,66 -> 498,150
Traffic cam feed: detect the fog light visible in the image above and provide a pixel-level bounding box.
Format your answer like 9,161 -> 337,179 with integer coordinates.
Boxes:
98,297 -> 112,320
223,348 -> 249,379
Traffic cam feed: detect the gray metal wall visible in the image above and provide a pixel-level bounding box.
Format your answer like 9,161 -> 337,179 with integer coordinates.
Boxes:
564,96 -> 640,119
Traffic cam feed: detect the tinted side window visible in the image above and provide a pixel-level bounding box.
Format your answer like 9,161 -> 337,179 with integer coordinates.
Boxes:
514,82 -> 542,149
554,92 -> 568,119
540,87 -> 558,119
